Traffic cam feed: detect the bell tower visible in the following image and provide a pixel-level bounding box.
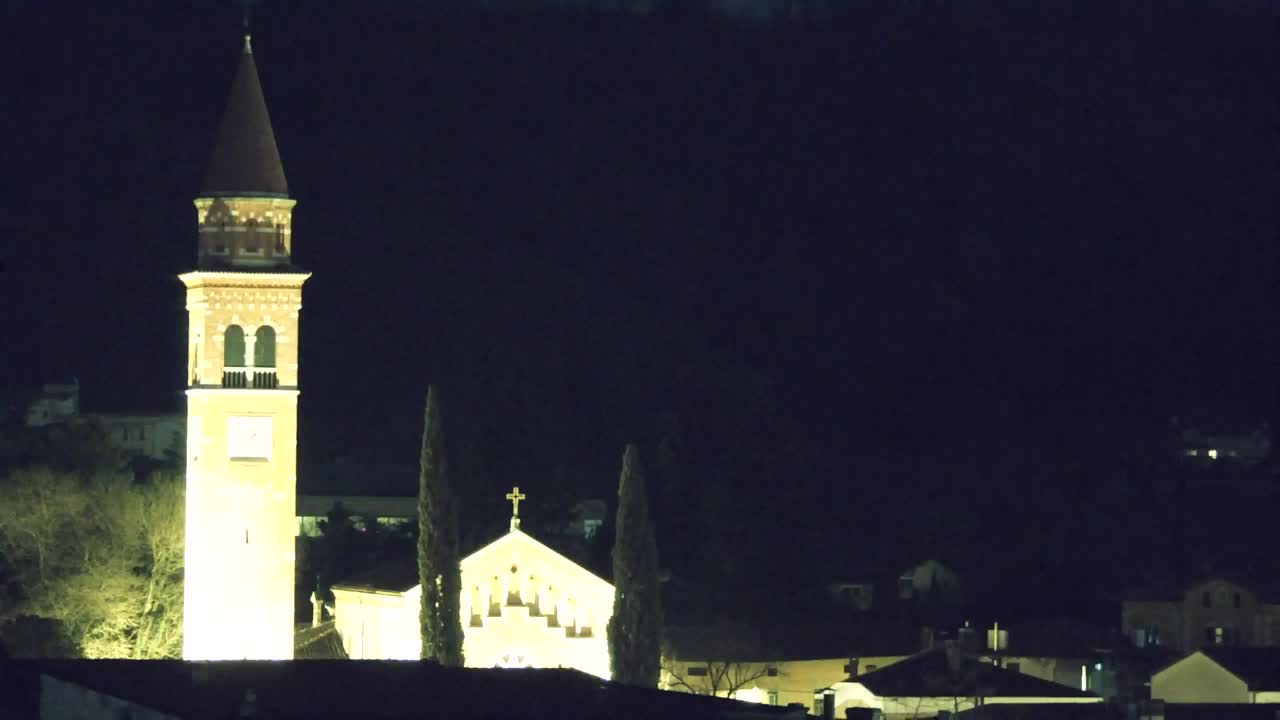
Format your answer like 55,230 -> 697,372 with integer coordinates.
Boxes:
180,29 -> 308,660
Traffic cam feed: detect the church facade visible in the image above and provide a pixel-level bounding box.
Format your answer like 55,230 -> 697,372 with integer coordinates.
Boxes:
332,492 -> 614,679
181,32 -> 308,660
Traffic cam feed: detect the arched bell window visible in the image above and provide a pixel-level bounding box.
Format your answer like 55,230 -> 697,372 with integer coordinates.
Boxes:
254,326 -> 276,368
224,325 -> 246,367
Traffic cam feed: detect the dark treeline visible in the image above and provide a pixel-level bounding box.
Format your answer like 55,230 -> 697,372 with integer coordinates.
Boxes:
6,0 -> 1275,621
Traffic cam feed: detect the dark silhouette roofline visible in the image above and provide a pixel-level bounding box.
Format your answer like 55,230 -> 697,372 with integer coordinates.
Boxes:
200,33 -> 289,198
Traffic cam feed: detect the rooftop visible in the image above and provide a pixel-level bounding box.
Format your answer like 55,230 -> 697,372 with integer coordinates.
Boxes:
846,648 -> 1099,699
666,622 -> 924,662
1195,646 -> 1280,690
5,660 -> 807,720
201,35 -> 288,198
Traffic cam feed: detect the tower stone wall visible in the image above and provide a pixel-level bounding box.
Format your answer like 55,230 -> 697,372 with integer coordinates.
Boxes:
181,33 -> 307,661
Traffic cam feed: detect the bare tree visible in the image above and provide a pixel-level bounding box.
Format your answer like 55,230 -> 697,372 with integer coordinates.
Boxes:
660,625 -> 774,699
0,468 -> 184,658
663,657 -> 774,699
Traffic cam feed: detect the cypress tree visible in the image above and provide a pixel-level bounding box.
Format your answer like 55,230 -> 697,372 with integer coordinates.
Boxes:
607,444 -> 664,686
417,386 -> 464,666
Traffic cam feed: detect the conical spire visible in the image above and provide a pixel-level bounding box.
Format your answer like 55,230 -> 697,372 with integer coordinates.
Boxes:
201,32 -> 288,198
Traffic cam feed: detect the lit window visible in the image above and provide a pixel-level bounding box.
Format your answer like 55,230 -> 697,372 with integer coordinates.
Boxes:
1207,449 -> 1219,460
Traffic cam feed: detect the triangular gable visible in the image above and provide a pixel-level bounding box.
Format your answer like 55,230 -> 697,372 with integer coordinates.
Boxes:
1153,650 -> 1252,688
332,529 -> 614,598
461,529 -> 613,597
1151,650 -> 1252,703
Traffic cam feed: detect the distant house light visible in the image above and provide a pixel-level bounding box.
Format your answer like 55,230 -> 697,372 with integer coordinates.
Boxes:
1207,449 -> 1219,460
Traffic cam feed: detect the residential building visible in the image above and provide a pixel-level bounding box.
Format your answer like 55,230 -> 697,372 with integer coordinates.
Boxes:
1176,421 -> 1272,467
1122,578 -> 1280,652
828,646 -> 1103,719
1150,646 -> 1280,704
968,619 -> 1116,696
85,413 -> 183,462
568,499 -> 607,540
826,560 -> 966,617
662,622 -> 923,708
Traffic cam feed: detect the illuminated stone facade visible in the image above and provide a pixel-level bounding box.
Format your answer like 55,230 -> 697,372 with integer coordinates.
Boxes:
332,526 -> 614,679
181,33 -> 308,660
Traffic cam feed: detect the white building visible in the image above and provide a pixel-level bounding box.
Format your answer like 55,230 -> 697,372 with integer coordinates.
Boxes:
331,490 -> 614,679
1151,647 -> 1280,704
85,413 -> 184,462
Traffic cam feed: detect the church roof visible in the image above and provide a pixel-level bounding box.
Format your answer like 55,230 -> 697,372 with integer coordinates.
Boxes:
201,35 -> 288,198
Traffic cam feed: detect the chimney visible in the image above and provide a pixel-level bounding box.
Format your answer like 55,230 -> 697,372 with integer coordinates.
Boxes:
310,591 -> 323,628
822,690 -> 836,720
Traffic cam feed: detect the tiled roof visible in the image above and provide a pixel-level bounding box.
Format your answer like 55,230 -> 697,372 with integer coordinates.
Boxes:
294,622 -> 348,660
201,37 -> 288,198
1199,646 -> 1280,690
848,649 -> 1098,699
8,660 -> 807,720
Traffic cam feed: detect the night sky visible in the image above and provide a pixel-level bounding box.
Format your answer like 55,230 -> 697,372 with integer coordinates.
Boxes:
5,0 -> 1277,616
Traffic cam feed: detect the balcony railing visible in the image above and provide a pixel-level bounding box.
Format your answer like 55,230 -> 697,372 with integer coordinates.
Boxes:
222,367 -> 279,389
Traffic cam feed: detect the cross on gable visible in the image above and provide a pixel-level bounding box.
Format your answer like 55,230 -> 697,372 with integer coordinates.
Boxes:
506,486 -> 527,517
505,486 -> 528,531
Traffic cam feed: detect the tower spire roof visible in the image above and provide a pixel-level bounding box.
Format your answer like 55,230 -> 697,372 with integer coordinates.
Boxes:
201,31 -> 288,198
